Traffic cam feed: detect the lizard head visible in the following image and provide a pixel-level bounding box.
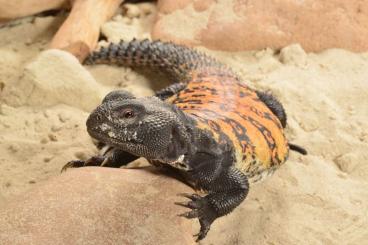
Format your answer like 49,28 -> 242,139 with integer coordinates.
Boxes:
86,90 -> 193,162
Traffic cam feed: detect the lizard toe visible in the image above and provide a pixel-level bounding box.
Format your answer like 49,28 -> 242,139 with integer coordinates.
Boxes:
61,160 -> 85,173
195,218 -> 212,241
174,201 -> 199,209
177,193 -> 202,201
178,210 -> 198,219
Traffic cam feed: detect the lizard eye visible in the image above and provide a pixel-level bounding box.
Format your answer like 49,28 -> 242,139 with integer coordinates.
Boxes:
122,109 -> 135,119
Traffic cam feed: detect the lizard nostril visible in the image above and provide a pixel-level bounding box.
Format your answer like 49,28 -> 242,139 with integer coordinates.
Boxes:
96,114 -> 102,121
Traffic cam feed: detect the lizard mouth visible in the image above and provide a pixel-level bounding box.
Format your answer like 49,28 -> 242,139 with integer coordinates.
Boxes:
87,128 -> 155,159
88,122 -> 142,143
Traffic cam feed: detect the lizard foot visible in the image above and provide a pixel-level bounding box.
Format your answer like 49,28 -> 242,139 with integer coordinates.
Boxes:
175,193 -> 216,241
61,156 -> 105,173
61,160 -> 85,172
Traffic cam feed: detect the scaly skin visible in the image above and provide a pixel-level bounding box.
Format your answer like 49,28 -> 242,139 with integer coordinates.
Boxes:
62,39 -> 307,241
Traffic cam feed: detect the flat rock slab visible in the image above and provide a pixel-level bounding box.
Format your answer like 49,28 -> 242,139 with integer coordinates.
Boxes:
152,0 -> 368,52
0,167 -> 195,245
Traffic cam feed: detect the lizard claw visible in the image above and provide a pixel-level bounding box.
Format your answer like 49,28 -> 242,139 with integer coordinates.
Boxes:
61,160 -> 85,173
177,193 -> 201,201
61,156 -> 106,173
194,222 -> 211,242
176,193 -> 216,241
178,209 -> 198,219
174,200 -> 199,209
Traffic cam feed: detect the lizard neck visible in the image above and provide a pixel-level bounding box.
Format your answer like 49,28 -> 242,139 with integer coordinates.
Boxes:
154,108 -> 197,164
160,110 -> 230,171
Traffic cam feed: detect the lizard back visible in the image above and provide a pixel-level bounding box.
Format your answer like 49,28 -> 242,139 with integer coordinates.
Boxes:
86,39 -> 289,182
166,70 -> 288,182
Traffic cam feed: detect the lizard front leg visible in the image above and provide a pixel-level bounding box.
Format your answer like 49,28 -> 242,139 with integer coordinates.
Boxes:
176,156 -> 249,241
61,148 -> 139,172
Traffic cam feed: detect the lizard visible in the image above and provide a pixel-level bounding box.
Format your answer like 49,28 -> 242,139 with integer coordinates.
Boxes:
62,39 -> 307,241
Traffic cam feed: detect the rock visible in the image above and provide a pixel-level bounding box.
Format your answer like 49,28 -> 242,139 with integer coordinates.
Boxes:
152,0 -> 368,52
279,44 -> 307,66
124,4 -> 141,18
333,152 -> 368,179
140,3 -> 156,16
0,0 -> 68,20
334,153 -> 359,173
0,167 -> 195,245
102,21 -> 140,42
6,49 -> 108,111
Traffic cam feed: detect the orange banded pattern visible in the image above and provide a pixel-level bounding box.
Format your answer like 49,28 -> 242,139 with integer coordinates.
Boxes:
167,70 -> 289,180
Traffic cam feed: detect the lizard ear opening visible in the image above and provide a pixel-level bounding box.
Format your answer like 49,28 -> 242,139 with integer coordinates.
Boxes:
102,90 -> 136,104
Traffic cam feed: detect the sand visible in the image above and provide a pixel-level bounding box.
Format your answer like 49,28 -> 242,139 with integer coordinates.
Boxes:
0,3 -> 367,244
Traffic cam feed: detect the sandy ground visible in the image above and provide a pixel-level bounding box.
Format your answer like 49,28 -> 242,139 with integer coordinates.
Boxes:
0,3 -> 368,244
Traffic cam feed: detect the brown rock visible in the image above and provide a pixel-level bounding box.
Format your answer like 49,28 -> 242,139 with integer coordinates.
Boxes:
0,167 -> 195,245
0,0 -> 69,20
152,0 -> 368,52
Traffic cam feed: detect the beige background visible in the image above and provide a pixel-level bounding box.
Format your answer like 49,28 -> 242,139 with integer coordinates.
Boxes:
0,2 -> 367,244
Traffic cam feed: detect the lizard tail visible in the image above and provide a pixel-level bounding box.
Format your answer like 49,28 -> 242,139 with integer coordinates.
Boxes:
288,143 -> 307,155
85,39 -> 231,82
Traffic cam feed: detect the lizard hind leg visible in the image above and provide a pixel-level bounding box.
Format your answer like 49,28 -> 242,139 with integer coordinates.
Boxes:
256,91 -> 308,155
256,90 -> 287,128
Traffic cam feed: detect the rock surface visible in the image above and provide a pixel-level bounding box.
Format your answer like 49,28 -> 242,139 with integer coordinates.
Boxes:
0,167 -> 195,245
152,0 -> 368,52
3,49 -> 107,112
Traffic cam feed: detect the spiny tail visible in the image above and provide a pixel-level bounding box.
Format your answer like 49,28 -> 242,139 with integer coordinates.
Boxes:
85,39 -> 232,82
